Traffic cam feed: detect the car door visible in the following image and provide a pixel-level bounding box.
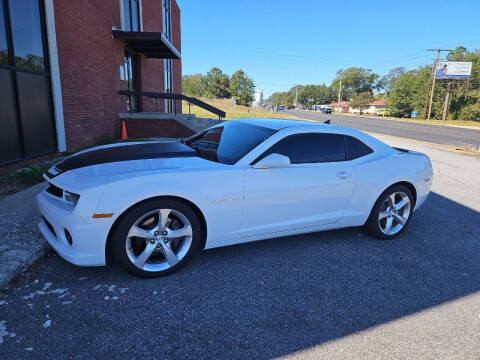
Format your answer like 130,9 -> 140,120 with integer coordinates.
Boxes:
241,133 -> 356,237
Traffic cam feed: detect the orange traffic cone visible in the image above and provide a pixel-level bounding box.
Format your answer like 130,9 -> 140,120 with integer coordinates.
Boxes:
121,120 -> 128,140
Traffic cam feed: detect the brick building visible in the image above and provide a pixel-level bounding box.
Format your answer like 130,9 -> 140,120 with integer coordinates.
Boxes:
0,0 -> 182,166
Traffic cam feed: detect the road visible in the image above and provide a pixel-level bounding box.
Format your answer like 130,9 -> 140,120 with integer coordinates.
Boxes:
1,135 -> 480,359
286,110 -> 480,149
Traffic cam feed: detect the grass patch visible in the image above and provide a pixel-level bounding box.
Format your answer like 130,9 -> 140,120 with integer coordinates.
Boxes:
182,98 -> 303,120
0,135 -> 124,190
0,163 -> 52,186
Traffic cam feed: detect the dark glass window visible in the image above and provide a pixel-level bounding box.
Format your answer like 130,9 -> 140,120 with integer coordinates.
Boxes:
184,122 -> 276,165
0,1 -> 8,64
9,0 -> 45,71
164,58 -> 172,112
345,136 -> 373,160
260,133 -> 346,164
123,53 -> 137,111
163,0 -> 171,40
123,0 -> 140,31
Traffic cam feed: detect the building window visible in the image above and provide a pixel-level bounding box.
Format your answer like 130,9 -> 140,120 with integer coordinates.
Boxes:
0,0 -> 56,165
8,0 -> 46,71
0,1 -> 8,64
123,52 -> 138,111
162,0 -> 171,40
122,0 -> 141,31
164,58 -> 172,112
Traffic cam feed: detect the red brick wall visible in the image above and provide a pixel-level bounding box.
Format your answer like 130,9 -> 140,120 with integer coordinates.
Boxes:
124,118 -> 194,138
54,0 -> 182,150
54,0 -> 125,150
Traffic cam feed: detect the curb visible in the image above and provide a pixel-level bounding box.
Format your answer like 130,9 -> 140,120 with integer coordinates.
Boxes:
0,182 -> 49,291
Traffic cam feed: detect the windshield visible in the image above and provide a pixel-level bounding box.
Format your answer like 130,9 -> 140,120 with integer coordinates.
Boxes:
183,121 -> 276,165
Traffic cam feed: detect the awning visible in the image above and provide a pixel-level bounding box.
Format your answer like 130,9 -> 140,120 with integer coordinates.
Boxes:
112,30 -> 181,59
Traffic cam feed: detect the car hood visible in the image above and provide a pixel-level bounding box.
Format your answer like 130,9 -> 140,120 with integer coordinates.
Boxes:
45,141 -> 222,181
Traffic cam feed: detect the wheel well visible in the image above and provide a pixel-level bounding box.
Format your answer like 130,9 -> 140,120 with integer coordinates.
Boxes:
383,181 -> 417,207
363,181 -> 417,227
105,196 -> 208,265
394,181 -> 417,206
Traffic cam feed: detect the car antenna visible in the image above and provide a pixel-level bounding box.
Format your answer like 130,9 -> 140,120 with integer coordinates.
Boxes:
324,119 -> 331,124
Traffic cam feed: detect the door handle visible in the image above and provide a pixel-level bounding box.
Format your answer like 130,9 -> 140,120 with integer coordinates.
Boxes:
336,171 -> 351,179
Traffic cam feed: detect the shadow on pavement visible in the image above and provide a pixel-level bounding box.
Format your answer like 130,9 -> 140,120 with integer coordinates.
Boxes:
1,192 -> 480,359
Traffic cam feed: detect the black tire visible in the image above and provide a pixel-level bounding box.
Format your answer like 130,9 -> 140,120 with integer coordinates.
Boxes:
364,184 -> 414,240
112,198 -> 202,277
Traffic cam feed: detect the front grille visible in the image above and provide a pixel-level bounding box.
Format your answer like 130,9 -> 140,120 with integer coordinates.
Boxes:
46,183 -> 63,197
42,216 -> 56,237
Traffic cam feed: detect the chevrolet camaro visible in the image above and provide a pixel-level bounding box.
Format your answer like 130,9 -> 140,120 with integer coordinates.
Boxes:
37,118 -> 433,277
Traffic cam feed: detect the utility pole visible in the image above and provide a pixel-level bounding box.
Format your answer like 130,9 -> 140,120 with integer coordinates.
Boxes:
422,81 -> 431,120
337,80 -> 342,113
295,86 -> 298,107
426,48 -> 451,121
442,79 -> 452,121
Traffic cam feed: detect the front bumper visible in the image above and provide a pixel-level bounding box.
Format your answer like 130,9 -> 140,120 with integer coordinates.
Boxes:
36,187 -> 112,266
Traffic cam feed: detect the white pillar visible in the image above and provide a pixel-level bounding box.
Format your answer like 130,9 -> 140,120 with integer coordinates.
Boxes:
44,0 -> 66,152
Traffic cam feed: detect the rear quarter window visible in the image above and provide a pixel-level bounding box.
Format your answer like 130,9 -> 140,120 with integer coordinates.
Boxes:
345,136 -> 373,160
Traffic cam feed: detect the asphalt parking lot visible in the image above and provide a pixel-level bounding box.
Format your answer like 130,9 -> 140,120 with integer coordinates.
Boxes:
1,135 -> 479,359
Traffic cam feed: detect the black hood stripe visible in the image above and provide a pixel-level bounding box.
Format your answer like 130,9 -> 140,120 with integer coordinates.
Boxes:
50,142 -> 197,175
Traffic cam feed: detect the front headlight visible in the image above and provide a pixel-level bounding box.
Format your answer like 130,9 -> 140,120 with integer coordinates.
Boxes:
64,190 -> 80,206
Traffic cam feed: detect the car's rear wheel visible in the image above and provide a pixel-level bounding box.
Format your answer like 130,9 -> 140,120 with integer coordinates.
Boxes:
112,198 -> 201,277
364,185 -> 414,240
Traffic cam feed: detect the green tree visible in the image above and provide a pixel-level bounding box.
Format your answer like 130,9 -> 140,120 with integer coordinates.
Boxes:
377,67 -> 405,93
228,69 -> 255,106
203,67 -> 230,98
387,66 -> 433,118
331,67 -> 379,100
446,46 -> 480,121
298,84 -> 334,108
350,91 -> 373,114
182,74 -> 206,97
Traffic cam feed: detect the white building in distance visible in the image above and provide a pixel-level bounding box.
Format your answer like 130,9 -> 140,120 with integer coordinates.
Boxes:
252,88 -> 263,108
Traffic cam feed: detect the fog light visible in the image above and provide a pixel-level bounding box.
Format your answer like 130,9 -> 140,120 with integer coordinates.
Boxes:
64,228 -> 73,246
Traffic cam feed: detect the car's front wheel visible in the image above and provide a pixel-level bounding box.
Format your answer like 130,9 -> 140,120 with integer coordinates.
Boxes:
364,185 -> 414,240
112,198 -> 201,277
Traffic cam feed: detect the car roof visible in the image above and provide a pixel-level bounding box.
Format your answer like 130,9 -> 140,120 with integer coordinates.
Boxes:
232,117 -> 330,130
227,118 -> 394,154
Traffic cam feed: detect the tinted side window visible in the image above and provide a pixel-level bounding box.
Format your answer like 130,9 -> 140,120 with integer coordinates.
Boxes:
345,136 -> 373,160
260,133 -> 346,164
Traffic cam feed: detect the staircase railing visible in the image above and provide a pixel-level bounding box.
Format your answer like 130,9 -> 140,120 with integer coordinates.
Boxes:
118,90 -> 226,119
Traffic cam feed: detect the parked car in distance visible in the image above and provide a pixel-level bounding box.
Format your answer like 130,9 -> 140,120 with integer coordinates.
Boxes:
321,107 -> 332,114
377,109 -> 390,116
276,105 -> 285,112
37,118 -> 433,278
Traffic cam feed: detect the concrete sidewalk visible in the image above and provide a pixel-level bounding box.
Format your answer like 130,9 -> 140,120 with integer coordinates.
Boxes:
0,182 -> 48,290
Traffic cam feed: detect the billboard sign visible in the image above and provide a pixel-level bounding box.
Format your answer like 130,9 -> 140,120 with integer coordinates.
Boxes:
436,61 -> 472,79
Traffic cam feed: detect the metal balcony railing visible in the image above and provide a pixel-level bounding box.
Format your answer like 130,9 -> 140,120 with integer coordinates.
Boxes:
118,90 -> 226,119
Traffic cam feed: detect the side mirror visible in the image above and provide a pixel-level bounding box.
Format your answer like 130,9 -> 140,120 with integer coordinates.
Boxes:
252,153 -> 291,169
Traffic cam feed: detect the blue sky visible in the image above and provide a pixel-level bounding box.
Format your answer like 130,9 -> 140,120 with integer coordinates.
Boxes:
178,0 -> 480,98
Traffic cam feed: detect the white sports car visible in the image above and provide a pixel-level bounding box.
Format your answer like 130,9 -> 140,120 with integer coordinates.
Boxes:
37,119 -> 433,277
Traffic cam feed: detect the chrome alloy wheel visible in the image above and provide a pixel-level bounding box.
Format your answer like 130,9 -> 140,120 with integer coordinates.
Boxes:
125,209 -> 193,272
378,191 -> 411,236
